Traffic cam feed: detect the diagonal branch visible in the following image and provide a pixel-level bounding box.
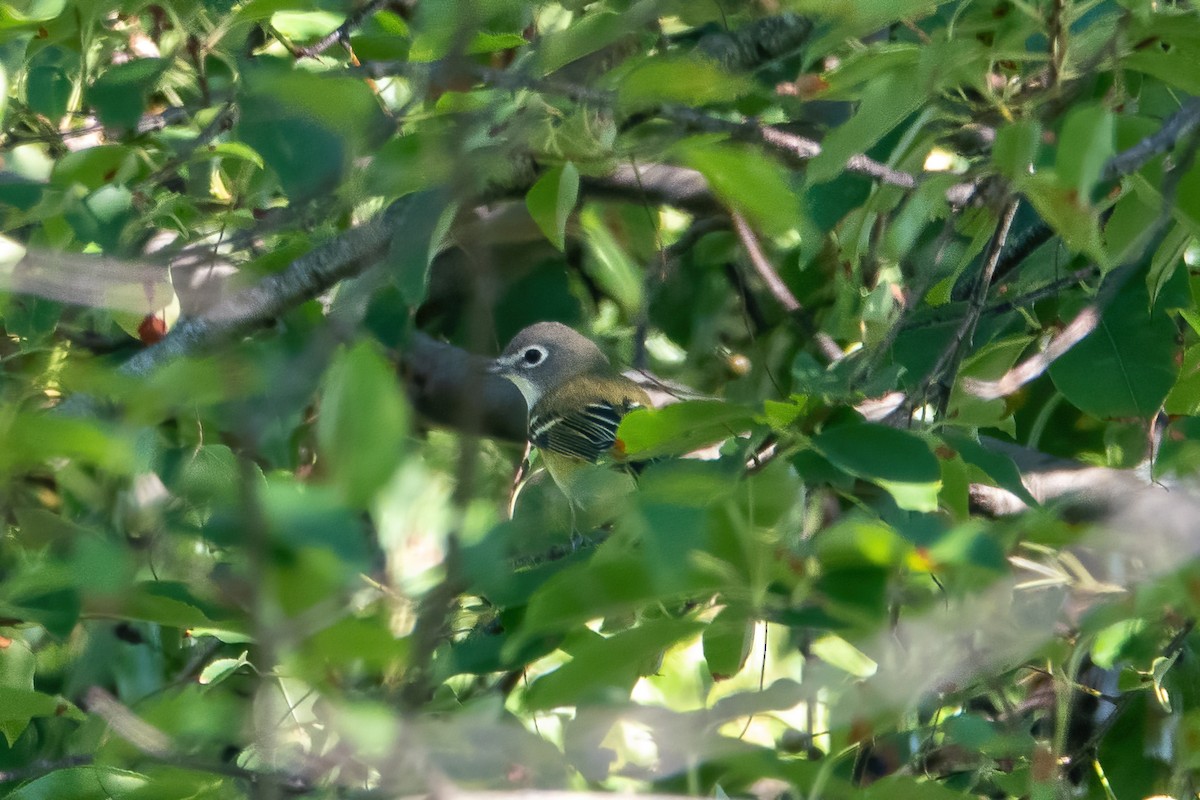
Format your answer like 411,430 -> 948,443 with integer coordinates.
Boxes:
908,198 -> 1019,417
1102,96 -> 1200,182
119,195 -> 422,377
731,212 -> 843,363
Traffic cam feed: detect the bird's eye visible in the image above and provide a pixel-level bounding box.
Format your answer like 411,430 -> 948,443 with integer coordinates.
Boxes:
522,347 -> 545,366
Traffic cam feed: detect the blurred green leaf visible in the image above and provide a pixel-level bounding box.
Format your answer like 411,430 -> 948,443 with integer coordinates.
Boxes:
6,767 -> 149,800
525,617 -> 704,709
680,140 -> 801,236
579,205 -> 642,315
526,163 -> 579,251
1019,172 -> 1110,267
1057,103 -> 1114,197
993,120 -> 1041,180
317,342 -> 408,506
617,54 -> 752,112
86,58 -> 167,130
809,57 -> 922,183
703,603 -> 755,680
237,64 -> 391,199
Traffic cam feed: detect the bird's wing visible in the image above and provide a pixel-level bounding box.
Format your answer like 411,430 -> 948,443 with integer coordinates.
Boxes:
531,401 -> 637,463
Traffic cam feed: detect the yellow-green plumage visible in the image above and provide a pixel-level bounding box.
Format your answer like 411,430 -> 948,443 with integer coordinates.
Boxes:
492,323 -> 650,528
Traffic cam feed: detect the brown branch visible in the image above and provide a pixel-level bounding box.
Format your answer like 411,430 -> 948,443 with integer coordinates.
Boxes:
731,212 -> 843,363
909,198 -> 1019,416
292,0 -> 393,58
116,195 -> 424,378
403,332 -> 528,443
580,163 -> 719,213
1102,96 -> 1200,182
960,304 -> 1101,400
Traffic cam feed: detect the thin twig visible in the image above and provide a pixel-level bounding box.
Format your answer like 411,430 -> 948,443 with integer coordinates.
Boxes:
960,305 -> 1102,400
115,196 -> 420,378
731,212 -> 843,363
966,127 -> 1200,401
1102,96 -> 1200,182
292,0 -> 392,58
914,198 -> 1019,417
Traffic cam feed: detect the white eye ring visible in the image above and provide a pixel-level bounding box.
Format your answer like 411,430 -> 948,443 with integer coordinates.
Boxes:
520,346 -> 547,367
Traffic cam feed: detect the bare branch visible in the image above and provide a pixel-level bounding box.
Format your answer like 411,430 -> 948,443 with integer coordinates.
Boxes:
731,212 -> 843,363
1102,96 -> 1200,182
581,163 -> 719,212
118,196 -> 423,377
292,0 -> 400,58
913,198 -> 1019,414
961,304 -> 1100,400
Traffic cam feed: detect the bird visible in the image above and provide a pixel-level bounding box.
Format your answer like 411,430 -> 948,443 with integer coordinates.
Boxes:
491,322 -> 651,534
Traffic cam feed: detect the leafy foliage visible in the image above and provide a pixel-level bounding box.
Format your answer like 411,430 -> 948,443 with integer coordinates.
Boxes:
2,1 -> 1200,799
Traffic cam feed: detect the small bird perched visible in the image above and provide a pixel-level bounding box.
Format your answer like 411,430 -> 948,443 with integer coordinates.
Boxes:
491,322 -> 651,531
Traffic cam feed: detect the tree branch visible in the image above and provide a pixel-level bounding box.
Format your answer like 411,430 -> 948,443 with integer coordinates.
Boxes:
1102,96 -> 1200,182
910,198 -> 1019,416
118,196 -> 422,377
731,212 -> 843,363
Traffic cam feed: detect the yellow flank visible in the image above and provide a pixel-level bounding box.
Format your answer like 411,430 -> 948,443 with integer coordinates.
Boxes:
541,449 -> 639,527
535,373 -> 651,436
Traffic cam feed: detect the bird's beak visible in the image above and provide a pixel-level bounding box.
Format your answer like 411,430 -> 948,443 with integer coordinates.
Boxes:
487,357 -> 507,376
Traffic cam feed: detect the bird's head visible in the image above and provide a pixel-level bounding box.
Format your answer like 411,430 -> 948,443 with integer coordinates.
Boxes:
491,322 -> 612,409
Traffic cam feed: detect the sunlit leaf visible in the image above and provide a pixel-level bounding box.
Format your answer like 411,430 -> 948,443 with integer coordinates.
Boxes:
526,163 -> 579,251
813,423 -> 941,512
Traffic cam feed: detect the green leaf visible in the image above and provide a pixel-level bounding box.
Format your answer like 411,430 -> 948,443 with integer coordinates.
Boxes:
368,130 -> 454,199
618,400 -> 756,459
50,144 -> 139,190
579,205 -> 643,316
617,54 -> 752,112
1057,103 -> 1114,197
386,194 -> 458,307
1152,416 -> 1200,480
812,423 -> 941,512
679,140 -> 801,236
703,603 -> 756,680
86,58 -> 167,130
25,45 -> 75,120
516,553 -> 714,640
1167,346 -> 1200,416
941,433 -> 1038,507
198,656 -> 248,687
317,342 -> 408,506
1019,172 -> 1110,268
992,120 -> 1042,180
810,633 -> 877,677
809,61 -> 923,183
525,617 -> 704,710
0,687 -> 83,745
862,775 -> 978,800
237,63 -> 392,199
525,163 -> 579,251
1049,281 -> 1178,419
6,767 -> 149,800
535,3 -> 654,75
0,635 -> 35,689
0,412 -> 135,475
